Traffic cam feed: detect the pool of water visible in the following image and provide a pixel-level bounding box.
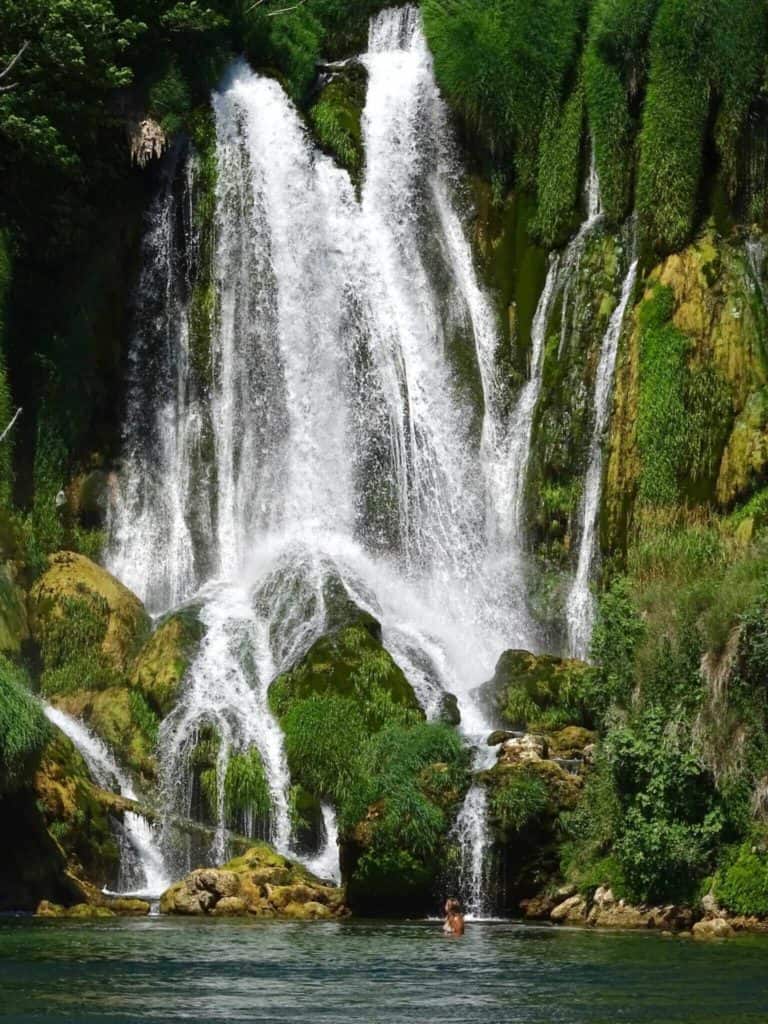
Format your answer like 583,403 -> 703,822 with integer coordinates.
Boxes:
0,917 -> 766,1023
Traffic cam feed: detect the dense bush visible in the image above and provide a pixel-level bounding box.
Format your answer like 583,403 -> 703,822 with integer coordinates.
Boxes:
716,843 -> 768,917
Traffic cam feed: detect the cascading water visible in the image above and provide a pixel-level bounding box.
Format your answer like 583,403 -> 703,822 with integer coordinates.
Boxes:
304,805 -> 342,885
566,240 -> 639,660
107,5 -> 629,908
43,704 -> 170,898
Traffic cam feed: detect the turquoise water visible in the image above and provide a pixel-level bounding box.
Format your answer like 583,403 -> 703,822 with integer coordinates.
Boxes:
1,917 -> 766,1023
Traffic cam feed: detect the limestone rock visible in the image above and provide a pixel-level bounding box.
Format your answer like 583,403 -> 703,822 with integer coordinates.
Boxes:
547,726 -> 596,759
486,730 -> 519,746
499,734 -> 547,764
128,118 -> 167,168
519,893 -> 556,920
160,844 -> 347,919
107,898 -> 151,916
36,900 -> 115,919
692,917 -> 735,940
551,894 -> 587,923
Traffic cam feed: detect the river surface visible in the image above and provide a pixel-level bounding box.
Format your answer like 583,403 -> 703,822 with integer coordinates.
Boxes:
1,917 -> 766,1022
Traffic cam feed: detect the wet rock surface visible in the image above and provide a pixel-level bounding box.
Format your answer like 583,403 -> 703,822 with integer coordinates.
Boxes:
160,845 -> 347,919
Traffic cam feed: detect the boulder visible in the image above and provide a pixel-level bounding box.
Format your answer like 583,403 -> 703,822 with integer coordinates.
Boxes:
547,726 -> 597,759
498,734 -> 547,764
551,894 -> 587,923
29,551 -> 150,684
473,649 -> 592,731
131,606 -> 205,717
487,730 -> 519,746
160,844 -> 347,918
692,917 -> 735,940
519,893 -> 556,920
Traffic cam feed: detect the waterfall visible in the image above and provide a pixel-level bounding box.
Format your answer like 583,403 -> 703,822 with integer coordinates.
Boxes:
108,4 -> 591,904
450,784 -> 493,919
566,244 -> 639,660
304,805 -> 341,884
43,704 -> 170,898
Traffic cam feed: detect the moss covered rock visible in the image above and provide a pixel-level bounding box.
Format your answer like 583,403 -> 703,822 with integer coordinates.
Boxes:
475,649 -> 592,731
53,687 -> 158,784
29,551 -> 150,695
160,844 -> 346,918
131,606 -> 204,718
309,70 -> 366,184
270,620 -> 420,722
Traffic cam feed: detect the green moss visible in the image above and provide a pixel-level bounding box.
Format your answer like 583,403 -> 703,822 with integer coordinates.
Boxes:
479,650 -> 595,732
636,285 -> 689,504
269,624 -> 421,726
584,0 -> 659,224
309,76 -> 365,183
488,768 -> 549,834
132,606 -> 204,718
0,655 -> 51,794
37,594 -> 115,697
534,78 -> 585,247
422,0 -> 585,188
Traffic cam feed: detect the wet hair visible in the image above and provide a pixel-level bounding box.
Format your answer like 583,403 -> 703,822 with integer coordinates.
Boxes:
446,898 -> 462,914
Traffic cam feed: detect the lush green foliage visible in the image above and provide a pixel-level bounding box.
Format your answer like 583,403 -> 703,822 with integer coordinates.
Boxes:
0,655 -> 50,793
583,0 -> 659,223
636,286 -> 732,506
422,0 -> 585,188
489,769 -> 549,834
224,748 -> 271,822
567,506 -> 768,903
715,842 -> 768,917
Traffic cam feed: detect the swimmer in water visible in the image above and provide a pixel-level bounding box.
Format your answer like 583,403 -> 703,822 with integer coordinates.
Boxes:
443,898 -> 465,936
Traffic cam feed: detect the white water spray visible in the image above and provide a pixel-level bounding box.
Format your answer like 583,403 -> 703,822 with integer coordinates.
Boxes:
43,704 -> 170,898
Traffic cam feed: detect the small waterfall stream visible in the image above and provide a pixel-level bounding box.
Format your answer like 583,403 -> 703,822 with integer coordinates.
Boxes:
566,239 -> 639,659
43,704 -> 170,898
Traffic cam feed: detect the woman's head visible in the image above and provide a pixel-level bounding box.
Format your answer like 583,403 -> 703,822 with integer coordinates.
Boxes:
445,898 -> 462,915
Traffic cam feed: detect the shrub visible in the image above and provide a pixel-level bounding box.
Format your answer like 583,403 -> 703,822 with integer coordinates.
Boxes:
489,769 -> 549,833
715,843 -> 768,917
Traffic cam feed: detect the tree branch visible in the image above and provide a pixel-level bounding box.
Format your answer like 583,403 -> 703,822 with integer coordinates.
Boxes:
0,407 -> 22,445
244,0 -> 308,15
0,40 -> 29,83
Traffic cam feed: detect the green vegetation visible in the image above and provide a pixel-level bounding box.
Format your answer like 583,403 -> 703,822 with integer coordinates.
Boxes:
564,510 -> 768,905
0,656 -> 50,793
636,286 -> 732,506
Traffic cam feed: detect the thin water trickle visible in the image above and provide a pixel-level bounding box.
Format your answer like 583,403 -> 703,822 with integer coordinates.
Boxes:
42,704 -> 170,898
566,241 -> 639,660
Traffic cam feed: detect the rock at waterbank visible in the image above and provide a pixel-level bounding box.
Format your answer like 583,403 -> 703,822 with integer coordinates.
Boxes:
547,886 -> 695,932
692,918 -> 735,941
36,897 -> 151,918
160,845 -> 347,919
